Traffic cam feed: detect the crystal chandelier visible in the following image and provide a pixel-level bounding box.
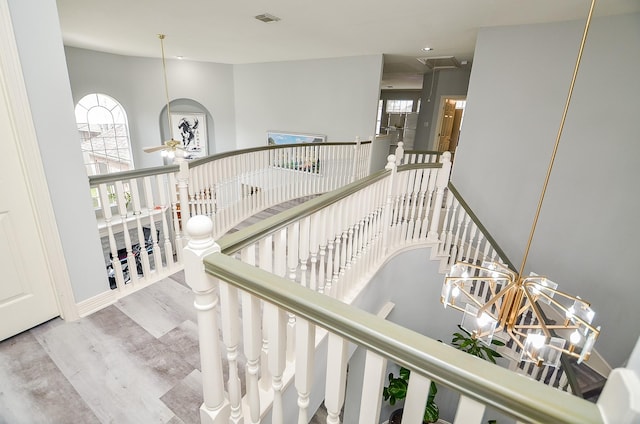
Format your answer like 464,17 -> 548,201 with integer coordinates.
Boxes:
441,0 -> 600,368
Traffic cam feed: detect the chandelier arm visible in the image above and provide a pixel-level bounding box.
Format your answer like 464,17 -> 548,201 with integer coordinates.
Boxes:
516,0 -> 597,278
523,282 -> 591,307
476,278 -> 520,316
530,291 -> 600,334
506,327 -> 536,362
522,289 -> 553,340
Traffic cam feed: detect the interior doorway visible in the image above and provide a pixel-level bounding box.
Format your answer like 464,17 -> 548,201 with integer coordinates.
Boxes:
435,96 -> 466,153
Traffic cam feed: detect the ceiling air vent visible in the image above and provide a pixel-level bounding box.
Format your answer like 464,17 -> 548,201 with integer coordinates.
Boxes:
255,13 -> 281,23
417,56 -> 460,70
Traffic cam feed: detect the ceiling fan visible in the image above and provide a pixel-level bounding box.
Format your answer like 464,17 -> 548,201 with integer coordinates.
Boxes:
143,139 -> 184,155
143,34 -> 184,159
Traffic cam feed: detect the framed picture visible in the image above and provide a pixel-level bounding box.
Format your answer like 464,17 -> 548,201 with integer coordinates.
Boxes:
171,113 -> 207,159
267,131 -> 326,145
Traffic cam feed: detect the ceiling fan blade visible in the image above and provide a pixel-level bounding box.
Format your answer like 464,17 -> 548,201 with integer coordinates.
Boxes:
143,145 -> 167,153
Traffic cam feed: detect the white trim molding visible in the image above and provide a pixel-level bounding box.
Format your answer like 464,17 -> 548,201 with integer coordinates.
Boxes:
0,0 -> 79,321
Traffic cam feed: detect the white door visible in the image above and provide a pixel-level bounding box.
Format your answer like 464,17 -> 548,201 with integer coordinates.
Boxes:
0,65 -> 59,341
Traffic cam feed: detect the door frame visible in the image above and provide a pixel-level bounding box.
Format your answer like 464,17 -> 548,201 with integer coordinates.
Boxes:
0,1 -> 78,321
432,95 -> 467,151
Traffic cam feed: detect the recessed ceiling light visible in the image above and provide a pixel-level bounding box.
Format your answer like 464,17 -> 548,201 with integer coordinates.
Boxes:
255,13 -> 281,23
176,56 -> 184,60
422,47 -> 433,52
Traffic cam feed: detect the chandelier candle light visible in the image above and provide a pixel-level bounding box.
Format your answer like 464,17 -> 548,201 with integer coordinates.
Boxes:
441,0 -> 600,368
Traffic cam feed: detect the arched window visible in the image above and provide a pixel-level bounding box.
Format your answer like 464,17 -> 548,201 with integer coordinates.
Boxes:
75,93 -> 133,175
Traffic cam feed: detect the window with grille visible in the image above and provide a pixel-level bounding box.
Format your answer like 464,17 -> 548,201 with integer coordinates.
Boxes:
386,99 -> 413,114
75,93 -> 133,176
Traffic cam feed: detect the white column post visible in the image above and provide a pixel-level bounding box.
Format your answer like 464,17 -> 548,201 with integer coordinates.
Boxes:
427,151 -> 452,242
184,216 -> 229,424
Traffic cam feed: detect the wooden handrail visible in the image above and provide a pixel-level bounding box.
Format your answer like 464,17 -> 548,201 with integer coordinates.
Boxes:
202,252 -> 603,424
447,182 -> 516,271
187,140 -> 372,168
88,164 -> 179,185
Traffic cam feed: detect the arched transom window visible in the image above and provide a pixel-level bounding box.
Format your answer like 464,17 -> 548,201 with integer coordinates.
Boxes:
75,93 -> 133,175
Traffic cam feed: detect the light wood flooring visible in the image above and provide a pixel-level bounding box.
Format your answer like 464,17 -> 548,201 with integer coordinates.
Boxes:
0,197 -> 328,424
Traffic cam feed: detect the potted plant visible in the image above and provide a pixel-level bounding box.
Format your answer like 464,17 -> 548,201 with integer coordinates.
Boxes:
451,325 -> 505,363
383,366 -> 439,424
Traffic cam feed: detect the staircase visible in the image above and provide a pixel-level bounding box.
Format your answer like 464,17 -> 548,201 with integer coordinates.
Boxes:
89,142 -> 632,423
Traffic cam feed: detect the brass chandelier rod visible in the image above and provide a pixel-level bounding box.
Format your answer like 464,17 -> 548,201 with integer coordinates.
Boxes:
517,0 -> 597,278
158,34 -> 174,138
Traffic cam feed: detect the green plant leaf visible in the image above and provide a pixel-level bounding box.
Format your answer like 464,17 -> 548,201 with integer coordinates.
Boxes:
424,402 -> 440,423
400,367 -> 411,380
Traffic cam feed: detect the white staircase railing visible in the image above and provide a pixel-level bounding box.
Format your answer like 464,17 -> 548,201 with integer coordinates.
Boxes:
183,150 -> 637,423
88,140 -> 372,298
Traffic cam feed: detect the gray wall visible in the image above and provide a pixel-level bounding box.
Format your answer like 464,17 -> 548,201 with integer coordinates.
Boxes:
64,47 -> 237,169
233,55 -> 383,147
8,0 -> 108,302
452,13 -> 640,367
342,248 -> 513,424
414,68 -> 471,150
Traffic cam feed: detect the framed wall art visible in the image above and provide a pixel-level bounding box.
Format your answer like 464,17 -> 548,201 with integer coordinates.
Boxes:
171,112 -> 207,159
267,131 -> 326,146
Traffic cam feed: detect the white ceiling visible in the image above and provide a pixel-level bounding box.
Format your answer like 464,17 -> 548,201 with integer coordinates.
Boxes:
55,0 -> 639,89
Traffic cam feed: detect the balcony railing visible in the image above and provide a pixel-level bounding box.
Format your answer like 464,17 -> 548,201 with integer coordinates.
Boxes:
88,139 -> 372,298
182,151 -> 634,424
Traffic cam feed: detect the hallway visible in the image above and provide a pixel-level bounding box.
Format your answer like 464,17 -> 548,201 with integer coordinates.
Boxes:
0,197 -> 327,424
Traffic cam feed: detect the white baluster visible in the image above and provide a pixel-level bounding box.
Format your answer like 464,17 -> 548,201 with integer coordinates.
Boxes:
427,151 -> 452,241
402,372 -> 431,424
394,141 -> 404,166
143,176 -> 163,274
130,178 -> 151,279
419,169 -> 438,240
99,183 -> 124,289
309,213 -> 319,291
286,223 -> 299,361
167,173 -> 181,267
358,350 -> 387,424
219,280 -> 243,423
259,236 -> 273,391
453,395 -> 486,424
241,246 -> 262,424
183,216 -> 228,423
325,333 -> 348,424
295,317 -> 315,424
267,302 -> 287,424
300,217 -> 310,288
115,180 -> 138,285
175,158 -> 190,252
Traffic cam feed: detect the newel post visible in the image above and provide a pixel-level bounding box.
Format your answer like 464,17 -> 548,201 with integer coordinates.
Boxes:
184,215 -> 229,424
381,154 -> 397,253
427,151 -> 452,242
394,141 -> 404,166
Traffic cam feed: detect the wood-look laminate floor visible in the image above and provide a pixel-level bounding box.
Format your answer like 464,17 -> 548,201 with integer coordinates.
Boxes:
0,197 -> 328,424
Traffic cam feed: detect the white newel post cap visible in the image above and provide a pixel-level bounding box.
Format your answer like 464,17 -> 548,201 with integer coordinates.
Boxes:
597,368 -> 640,423
440,151 -> 452,163
385,155 -> 396,170
184,215 -> 220,294
186,215 -> 215,250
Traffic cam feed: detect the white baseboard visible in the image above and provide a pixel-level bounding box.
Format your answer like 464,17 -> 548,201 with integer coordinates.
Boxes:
76,290 -> 118,317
